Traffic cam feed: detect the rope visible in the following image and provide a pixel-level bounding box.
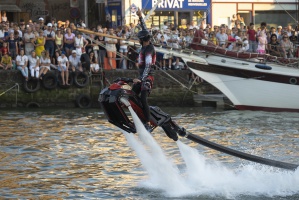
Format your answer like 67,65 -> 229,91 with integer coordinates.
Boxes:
274,0 -> 298,24
0,83 -> 19,96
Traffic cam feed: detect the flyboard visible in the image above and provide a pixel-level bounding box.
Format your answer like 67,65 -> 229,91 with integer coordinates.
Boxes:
75,25 -> 298,172
99,78 -> 299,171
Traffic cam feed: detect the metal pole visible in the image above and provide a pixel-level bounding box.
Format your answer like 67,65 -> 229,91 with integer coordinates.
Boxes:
84,0 -> 88,27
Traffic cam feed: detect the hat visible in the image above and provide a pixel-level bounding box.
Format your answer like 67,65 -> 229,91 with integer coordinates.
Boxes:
47,23 -> 52,27
72,50 -> 77,54
61,51 -> 66,55
39,17 -> 44,21
277,25 -> 282,29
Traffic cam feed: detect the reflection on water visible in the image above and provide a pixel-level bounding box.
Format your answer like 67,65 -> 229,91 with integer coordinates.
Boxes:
0,108 -> 298,199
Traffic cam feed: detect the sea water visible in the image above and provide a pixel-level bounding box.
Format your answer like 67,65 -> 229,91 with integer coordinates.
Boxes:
0,108 -> 298,199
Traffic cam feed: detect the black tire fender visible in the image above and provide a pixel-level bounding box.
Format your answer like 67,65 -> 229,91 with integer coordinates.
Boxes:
74,72 -> 89,88
26,102 -> 40,108
42,73 -> 58,90
76,94 -> 92,108
23,78 -> 41,93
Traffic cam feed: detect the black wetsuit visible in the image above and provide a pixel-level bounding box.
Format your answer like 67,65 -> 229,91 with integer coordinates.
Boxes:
132,15 -> 156,123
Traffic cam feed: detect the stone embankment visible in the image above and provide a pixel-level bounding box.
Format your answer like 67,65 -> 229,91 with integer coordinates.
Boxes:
0,70 -> 199,108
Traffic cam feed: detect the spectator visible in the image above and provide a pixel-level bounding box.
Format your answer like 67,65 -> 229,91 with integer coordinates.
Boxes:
256,31 -> 267,54
74,32 -> 88,56
1,42 -> 8,57
105,28 -> 117,69
38,17 -> 45,30
55,29 -> 64,52
267,34 -> 281,57
28,50 -> 40,79
216,26 -> 228,48
280,34 -> 294,58
119,30 -> 128,69
34,30 -> 45,57
7,32 -> 18,60
64,28 -> 75,57
89,51 -> 100,73
247,23 -> 257,52
50,49 -> 60,70
276,25 -> 283,41
289,30 -> 297,44
44,23 -> 55,59
1,11 -> 7,22
69,50 -> 82,72
16,48 -> 29,81
39,50 -> 51,79
23,26 -> 35,56
0,52 -> 12,70
57,51 -> 69,85
95,30 -> 106,68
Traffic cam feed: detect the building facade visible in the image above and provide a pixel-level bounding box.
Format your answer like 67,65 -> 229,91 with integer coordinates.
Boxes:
211,0 -> 299,28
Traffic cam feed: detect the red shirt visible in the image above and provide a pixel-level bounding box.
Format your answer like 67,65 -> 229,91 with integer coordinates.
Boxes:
247,29 -> 256,41
1,47 -> 8,55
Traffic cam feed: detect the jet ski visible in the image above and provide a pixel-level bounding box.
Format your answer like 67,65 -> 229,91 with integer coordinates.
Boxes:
98,77 -> 186,141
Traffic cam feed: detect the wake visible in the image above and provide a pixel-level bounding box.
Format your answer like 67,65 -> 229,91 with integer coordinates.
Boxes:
124,107 -> 299,198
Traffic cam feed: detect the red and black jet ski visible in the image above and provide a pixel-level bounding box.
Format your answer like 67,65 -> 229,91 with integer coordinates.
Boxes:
98,77 -> 187,141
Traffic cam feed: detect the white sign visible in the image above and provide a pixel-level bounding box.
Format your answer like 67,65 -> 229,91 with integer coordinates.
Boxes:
153,0 -> 184,9
70,0 -> 79,7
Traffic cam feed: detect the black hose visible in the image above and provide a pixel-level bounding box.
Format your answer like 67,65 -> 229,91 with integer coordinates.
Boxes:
186,132 -> 298,171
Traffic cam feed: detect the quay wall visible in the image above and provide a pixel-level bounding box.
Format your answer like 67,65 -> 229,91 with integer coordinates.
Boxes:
0,70 -> 197,108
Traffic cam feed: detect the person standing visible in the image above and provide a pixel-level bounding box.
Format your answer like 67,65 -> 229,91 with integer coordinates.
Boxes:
131,9 -> 156,130
34,30 -> 45,57
44,23 -> 55,59
105,28 -> 117,69
247,23 -> 257,52
23,27 -> 35,56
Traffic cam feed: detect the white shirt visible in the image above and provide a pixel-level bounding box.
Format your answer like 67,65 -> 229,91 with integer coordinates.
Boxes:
58,56 -> 68,67
40,57 -> 51,65
16,55 -> 28,66
28,55 -> 39,68
68,55 -> 80,67
43,29 -> 55,38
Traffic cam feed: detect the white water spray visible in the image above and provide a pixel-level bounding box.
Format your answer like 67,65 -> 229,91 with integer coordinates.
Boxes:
124,106 -> 299,198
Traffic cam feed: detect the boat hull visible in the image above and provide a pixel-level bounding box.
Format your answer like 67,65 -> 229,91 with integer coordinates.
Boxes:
186,59 -> 299,112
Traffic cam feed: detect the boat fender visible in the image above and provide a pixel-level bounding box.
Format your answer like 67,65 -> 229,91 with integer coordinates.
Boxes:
221,59 -> 226,63
42,73 -> 58,90
76,94 -> 92,108
289,77 -> 297,85
26,102 -> 40,108
255,64 -> 272,70
74,72 -> 89,88
23,78 -> 41,93
201,39 -> 208,46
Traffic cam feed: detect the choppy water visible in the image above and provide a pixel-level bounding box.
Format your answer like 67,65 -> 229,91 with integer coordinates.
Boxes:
0,107 -> 299,199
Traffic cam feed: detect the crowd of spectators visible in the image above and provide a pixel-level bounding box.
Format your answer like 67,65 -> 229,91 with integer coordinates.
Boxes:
0,12 -> 299,82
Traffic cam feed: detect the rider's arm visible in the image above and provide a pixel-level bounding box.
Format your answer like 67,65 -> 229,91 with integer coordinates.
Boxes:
141,53 -> 152,81
137,9 -> 148,31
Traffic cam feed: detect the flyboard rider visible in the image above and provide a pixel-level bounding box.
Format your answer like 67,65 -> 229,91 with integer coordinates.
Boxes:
117,8 -> 156,131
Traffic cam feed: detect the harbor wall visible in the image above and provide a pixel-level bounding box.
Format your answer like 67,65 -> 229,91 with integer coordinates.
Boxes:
0,70 -> 198,108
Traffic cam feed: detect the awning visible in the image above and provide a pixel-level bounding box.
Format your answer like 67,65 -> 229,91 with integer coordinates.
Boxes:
0,5 -> 21,12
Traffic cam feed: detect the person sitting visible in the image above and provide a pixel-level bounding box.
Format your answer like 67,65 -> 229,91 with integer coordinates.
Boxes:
0,52 -> 12,70
16,48 -> 29,81
69,50 -> 82,72
28,50 -> 40,79
39,50 -> 51,79
267,34 -> 281,57
57,51 -> 69,85
89,51 -> 100,73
